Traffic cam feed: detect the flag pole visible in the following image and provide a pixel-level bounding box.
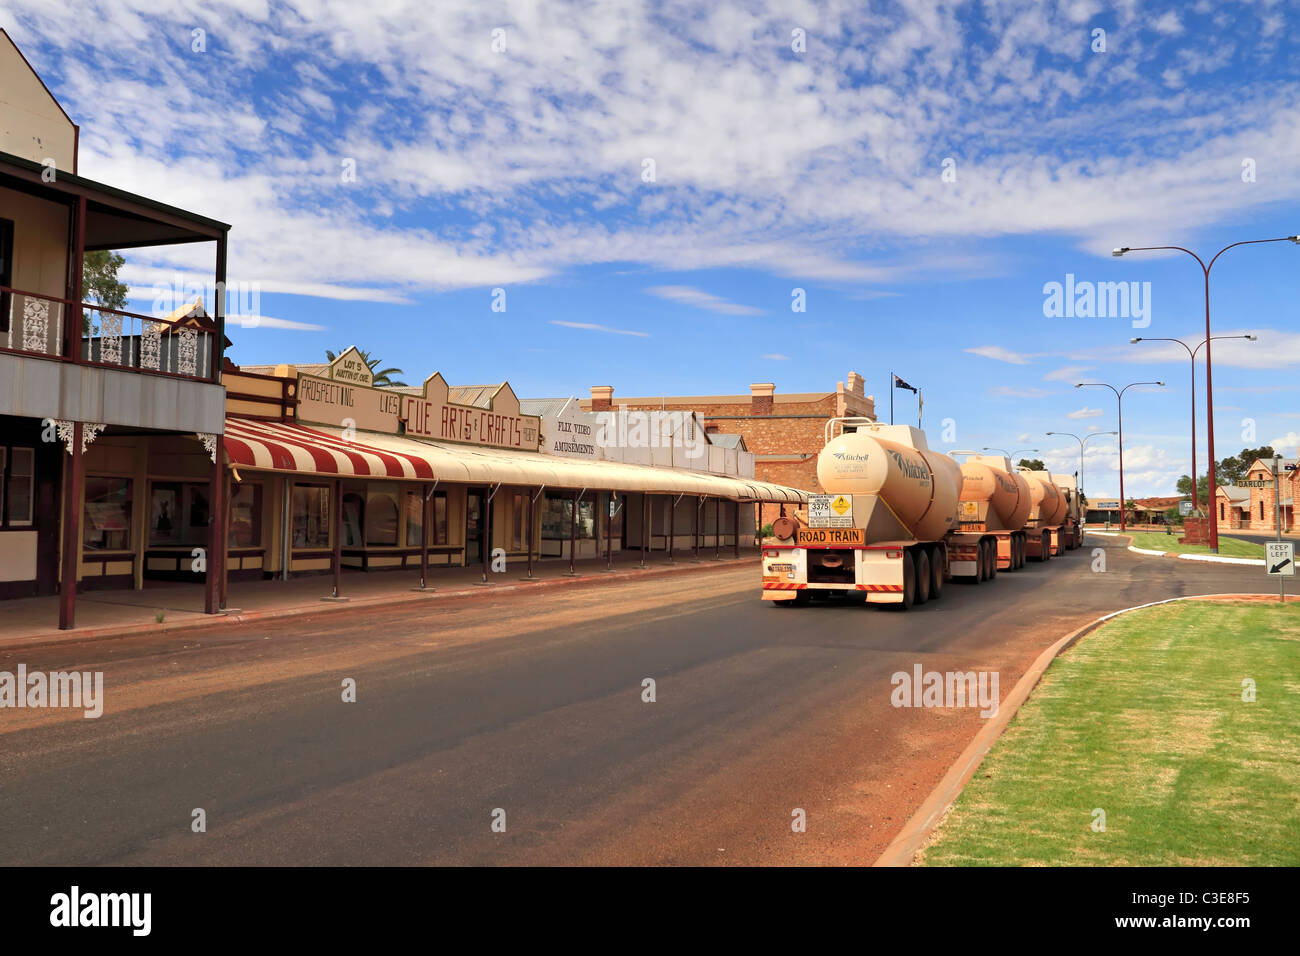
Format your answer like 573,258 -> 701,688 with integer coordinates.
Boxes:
890,371 -> 894,425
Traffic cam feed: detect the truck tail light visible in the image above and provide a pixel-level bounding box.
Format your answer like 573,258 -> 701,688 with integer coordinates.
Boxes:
763,549 -> 780,558
886,549 -> 903,559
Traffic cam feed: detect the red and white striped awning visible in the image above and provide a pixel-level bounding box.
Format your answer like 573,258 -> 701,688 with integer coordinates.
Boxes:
223,419 -> 435,479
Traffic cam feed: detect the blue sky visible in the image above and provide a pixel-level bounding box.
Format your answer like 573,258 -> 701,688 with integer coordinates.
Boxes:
4,0 -> 1298,496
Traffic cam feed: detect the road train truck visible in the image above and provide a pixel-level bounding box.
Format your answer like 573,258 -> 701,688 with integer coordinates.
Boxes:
760,419 -> 1007,609
956,454 -> 1032,571
1020,469 -> 1069,559
1052,473 -> 1083,549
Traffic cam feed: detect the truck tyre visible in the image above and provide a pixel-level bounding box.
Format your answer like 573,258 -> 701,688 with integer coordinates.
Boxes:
898,551 -> 915,609
976,542 -> 988,581
1040,530 -> 1051,561
914,550 -> 931,605
986,540 -> 998,580
929,545 -> 944,600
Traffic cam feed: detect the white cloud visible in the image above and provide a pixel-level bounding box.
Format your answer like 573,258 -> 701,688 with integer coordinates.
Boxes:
1068,406 -> 1104,419
549,320 -> 648,337
966,345 -> 1036,365
763,353 -> 790,360
1267,432 -> 1300,453
1044,365 -> 1093,381
989,385 -> 1052,398
644,285 -> 763,316
1152,11 -> 1184,35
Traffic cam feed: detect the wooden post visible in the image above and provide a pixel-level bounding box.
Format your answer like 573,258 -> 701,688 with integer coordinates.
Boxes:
204,453 -> 224,614
64,196 -> 86,361
331,478 -> 342,598
420,482 -> 430,589
212,234 -> 227,383
567,489 -> 579,576
693,495 -> 700,559
734,500 -> 740,558
480,485 -> 494,584
526,487 -> 536,579
667,494 -> 675,562
220,467 -> 231,609
714,498 -> 720,559
606,492 -> 613,571
640,494 -> 648,568
57,422 -> 84,630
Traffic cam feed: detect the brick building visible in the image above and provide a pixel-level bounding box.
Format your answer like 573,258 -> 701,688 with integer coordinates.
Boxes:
581,372 -> 875,526
1218,454 -> 1298,532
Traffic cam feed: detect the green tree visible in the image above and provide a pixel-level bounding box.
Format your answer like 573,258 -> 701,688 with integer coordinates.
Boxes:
324,348 -> 408,387
82,250 -> 128,333
1217,446 -> 1276,485
1018,458 -> 1046,471
1176,473 -> 1211,501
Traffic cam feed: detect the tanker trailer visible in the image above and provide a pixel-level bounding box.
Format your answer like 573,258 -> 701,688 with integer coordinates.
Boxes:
761,419 -> 996,609
1021,470 -> 1067,559
1051,473 -> 1082,549
957,454 -> 1031,571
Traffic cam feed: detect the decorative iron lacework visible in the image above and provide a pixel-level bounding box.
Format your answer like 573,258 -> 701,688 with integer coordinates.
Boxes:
197,432 -> 219,463
177,327 -> 198,376
99,312 -> 123,365
22,296 -> 51,353
140,320 -> 162,370
53,421 -> 107,455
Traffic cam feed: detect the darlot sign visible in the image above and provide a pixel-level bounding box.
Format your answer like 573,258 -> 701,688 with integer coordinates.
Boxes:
400,372 -> 540,451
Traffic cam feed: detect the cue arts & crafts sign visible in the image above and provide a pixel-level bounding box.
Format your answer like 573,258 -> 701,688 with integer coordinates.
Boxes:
401,373 -> 540,451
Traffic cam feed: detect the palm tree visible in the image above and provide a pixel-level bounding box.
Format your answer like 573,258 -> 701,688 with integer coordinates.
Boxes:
325,348 -> 408,387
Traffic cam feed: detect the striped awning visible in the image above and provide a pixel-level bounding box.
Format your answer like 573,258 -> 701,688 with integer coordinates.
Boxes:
222,418 -> 806,503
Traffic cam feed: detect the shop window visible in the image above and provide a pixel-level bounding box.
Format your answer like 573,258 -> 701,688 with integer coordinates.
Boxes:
541,493 -> 597,539
84,477 -> 133,551
510,491 -> 528,551
433,492 -> 447,544
292,484 -> 331,549
148,481 -> 211,547
341,491 -> 364,547
365,485 -> 399,546
605,492 -> 624,541
403,490 -> 422,547
1,446 -> 35,527
229,482 -> 262,548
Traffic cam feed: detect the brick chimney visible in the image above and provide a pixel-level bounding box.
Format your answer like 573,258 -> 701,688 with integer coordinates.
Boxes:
750,382 -> 775,415
591,385 -> 614,411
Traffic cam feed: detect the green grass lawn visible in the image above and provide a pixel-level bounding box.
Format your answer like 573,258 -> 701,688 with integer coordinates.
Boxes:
919,601 -> 1300,866
1118,530 -> 1265,559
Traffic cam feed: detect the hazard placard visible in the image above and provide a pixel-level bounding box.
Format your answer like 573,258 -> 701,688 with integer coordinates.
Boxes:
1266,542 -> 1294,576
808,493 -> 853,528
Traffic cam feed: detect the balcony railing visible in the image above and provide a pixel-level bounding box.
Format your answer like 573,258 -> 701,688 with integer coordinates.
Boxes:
0,284 -> 215,381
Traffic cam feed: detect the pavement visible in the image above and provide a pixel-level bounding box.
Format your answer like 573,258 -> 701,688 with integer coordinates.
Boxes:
0,534 -> 1272,865
0,548 -> 754,650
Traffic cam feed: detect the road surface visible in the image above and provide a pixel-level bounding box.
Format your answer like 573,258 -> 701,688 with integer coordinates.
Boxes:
0,538 -> 1266,865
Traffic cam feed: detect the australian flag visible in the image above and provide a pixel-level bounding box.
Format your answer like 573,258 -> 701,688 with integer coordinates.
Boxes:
893,374 -> 917,393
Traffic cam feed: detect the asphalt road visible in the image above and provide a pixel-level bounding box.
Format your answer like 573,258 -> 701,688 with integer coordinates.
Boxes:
0,538 -> 1268,866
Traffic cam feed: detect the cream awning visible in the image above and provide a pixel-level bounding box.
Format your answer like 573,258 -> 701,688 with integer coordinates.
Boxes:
223,418 -> 807,503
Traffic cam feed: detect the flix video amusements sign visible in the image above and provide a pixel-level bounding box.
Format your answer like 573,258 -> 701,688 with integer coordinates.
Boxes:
401,373 -> 540,451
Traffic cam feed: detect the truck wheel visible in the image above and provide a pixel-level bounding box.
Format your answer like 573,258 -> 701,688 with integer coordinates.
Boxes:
914,550 -> 931,605
1040,531 -> 1051,561
976,542 -> 988,581
986,540 -> 998,579
898,551 -> 915,609
929,545 -> 944,600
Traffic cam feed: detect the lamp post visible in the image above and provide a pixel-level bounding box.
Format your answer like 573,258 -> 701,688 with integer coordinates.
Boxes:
1113,235 -> 1298,551
1131,334 -> 1257,511
1075,381 -> 1165,531
1046,430 -> 1117,500
982,446 -> 1039,463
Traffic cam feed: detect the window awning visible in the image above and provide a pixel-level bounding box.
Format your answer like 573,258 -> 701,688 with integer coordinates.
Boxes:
222,418 -> 807,503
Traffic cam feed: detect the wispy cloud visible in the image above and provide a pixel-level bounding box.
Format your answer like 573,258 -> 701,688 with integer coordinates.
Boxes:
990,386 -> 1051,398
1068,406 -> 1105,419
644,286 -> 763,316
966,345 -> 1037,365
549,320 -> 648,338
762,353 -> 790,360
1043,365 -> 1092,382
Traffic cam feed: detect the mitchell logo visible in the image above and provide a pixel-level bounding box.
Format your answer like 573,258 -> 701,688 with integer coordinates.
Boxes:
832,452 -> 869,461
50,886 -> 151,936
886,448 -> 930,481
891,664 -> 1000,718
0,665 -> 104,718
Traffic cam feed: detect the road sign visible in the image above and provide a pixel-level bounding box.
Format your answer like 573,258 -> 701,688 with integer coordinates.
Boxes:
1179,500 -> 1193,517
808,493 -> 853,528
1235,480 -> 1269,488
1266,542 -> 1294,576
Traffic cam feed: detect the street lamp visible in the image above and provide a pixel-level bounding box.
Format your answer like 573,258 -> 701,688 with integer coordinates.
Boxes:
1075,381 -> 1166,531
1131,334 -> 1257,511
982,446 -> 1039,462
1046,430 -> 1117,500
1113,235 -> 1298,551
